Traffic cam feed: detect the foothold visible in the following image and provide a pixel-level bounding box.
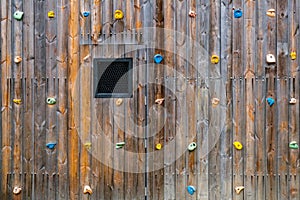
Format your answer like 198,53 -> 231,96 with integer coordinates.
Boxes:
187,185 -> 196,195
188,142 -> 197,151
154,54 -> 163,64
48,11 -> 55,18
234,9 -> 243,18
83,11 -> 90,17
211,55 -> 219,64
14,56 -> 22,64
13,99 -> 22,105
290,98 -> 297,104
83,185 -> 92,195
116,98 -> 123,106
266,54 -> 276,64
266,97 -> 275,107
46,97 -> 56,105
46,142 -> 57,149
233,141 -> 243,150
114,10 -> 124,20
13,11 -> 24,20
266,9 -> 276,17
156,143 -> 162,150
189,10 -> 197,18
289,141 -> 299,149
212,98 -> 220,106
84,142 -> 92,150
235,186 -> 244,194
116,142 -> 125,149
290,51 -> 297,60
155,98 -> 164,105
13,186 -> 22,195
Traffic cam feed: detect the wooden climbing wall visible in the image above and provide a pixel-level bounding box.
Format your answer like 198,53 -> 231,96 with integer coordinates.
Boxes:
0,0 -> 300,199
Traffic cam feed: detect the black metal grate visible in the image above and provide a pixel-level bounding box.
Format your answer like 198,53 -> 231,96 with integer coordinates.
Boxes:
93,58 -> 133,98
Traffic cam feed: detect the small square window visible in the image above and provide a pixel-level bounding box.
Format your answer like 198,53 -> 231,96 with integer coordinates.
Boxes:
93,58 -> 133,98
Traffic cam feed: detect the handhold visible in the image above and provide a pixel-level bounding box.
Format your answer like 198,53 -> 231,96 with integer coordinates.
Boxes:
155,98 -> 164,105
189,10 -> 197,18
83,11 -> 90,17
114,10 -> 124,20
46,142 -> 57,149
289,141 -> 299,149
233,141 -> 243,150
212,98 -> 220,106
13,99 -> 22,105
14,56 -> 22,64
187,185 -> 196,195
266,9 -> 276,17
154,54 -> 163,64
46,97 -> 56,105
48,11 -> 55,18
211,55 -> 219,64
84,142 -> 92,150
234,9 -> 243,18
266,97 -> 275,106
13,11 -> 24,20
266,54 -> 276,64
290,98 -> 297,104
116,142 -> 125,149
83,185 -> 92,195
188,142 -> 197,151
116,98 -> 123,106
235,186 -> 244,194
13,186 -> 22,195
290,52 -> 297,60
155,143 -> 162,150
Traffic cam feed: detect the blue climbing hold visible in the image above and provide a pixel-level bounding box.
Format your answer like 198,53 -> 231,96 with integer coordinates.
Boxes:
234,9 -> 243,18
83,11 -> 90,17
46,142 -> 57,149
267,97 -> 275,106
187,185 -> 196,195
154,54 -> 163,64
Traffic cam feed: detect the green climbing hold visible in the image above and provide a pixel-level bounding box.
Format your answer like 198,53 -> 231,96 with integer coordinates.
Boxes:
289,141 -> 299,149
188,142 -> 197,151
116,142 -> 125,149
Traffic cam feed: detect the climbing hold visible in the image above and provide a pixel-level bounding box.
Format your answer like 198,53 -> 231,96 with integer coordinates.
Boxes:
188,142 -> 197,151
114,10 -> 124,20
211,55 -> 219,64
116,142 -> 125,149
235,186 -> 244,194
289,141 -> 299,149
290,98 -> 297,104
48,11 -> 55,18
154,54 -> 163,64
187,185 -> 196,195
13,186 -> 22,195
290,51 -> 297,60
266,54 -> 276,64
46,142 -> 57,149
266,97 -> 275,106
234,9 -> 243,18
84,142 -> 92,150
83,185 -> 92,195
116,98 -> 123,106
83,11 -> 90,17
266,9 -> 276,17
46,97 -> 56,105
156,143 -> 162,150
13,11 -> 24,20
13,99 -> 22,105
188,10 -> 197,18
212,98 -> 220,106
233,141 -> 243,150
14,56 -> 22,64
155,98 -> 164,105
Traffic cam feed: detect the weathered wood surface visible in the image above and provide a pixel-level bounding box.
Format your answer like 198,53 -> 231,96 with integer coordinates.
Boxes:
0,0 -> 300,199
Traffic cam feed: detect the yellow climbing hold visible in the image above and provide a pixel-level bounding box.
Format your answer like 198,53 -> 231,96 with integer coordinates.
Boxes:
116,98 -> 123,106
233,141 -> 243,150
211,55 -> 219,64
266,9 -> 276,17
13,99 -> 22,105
84,142 -> 92,150
235,186 -> 244,194
48,11 -> 55,18
212,98 -> 220,107
156,143 -> 162,150
290,51 -> 297,60
114,10 -> 124,20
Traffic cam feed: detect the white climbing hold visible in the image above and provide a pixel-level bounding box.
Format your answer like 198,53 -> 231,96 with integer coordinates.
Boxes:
13,186 -> 22,195
290,98 -> 297,104
83,185 -> 92,195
